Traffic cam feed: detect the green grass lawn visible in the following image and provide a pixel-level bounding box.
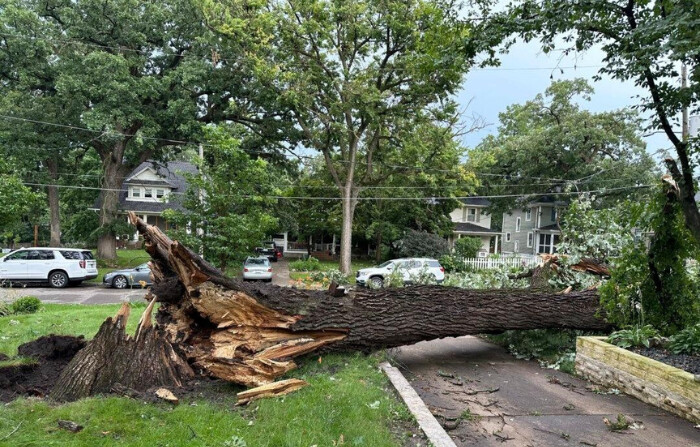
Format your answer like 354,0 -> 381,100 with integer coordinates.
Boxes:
0,304 -> 420,446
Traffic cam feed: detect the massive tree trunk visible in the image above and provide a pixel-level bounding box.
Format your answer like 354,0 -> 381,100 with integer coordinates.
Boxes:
52,213 -> 608,402
96,143 -> 131,261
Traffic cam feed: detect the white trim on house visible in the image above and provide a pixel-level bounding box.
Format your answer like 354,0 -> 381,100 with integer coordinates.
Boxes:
515,217 -> 521,232
527,232 -> 533,248
525,208 -> 531,221
505,232 -> 511,242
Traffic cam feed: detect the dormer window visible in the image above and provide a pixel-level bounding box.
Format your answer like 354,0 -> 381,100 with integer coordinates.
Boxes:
156,189 -> 165,199
131,187 -> 141,198
467,208 -> 477,222
144,188 -> 153,199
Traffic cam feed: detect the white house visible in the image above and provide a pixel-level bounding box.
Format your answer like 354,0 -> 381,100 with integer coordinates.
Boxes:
447,198 -> 501,256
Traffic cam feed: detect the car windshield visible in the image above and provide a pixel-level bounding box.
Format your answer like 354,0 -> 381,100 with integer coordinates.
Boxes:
246,258 -> 269,266
378,261 -> 394,268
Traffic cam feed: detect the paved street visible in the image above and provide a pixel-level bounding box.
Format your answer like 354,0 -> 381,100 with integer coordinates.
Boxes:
0,259 -> 292,305
394,336 -> 699,447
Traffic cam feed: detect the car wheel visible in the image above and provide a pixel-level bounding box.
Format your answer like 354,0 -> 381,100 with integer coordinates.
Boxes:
49,271 -> 69,288
112,275 -> 128,289
369,276 -> 384,288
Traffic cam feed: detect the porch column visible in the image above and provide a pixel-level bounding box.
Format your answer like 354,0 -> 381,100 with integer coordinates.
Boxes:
494,234 -> 499,253
331,234 -> 336,255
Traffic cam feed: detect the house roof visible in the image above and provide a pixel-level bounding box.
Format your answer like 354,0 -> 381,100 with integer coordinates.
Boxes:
460,197 -> 491,207
93,160 -> 197,214
538,223 -> 561,232
526,195 -> 568,206
453,222 -> 500,234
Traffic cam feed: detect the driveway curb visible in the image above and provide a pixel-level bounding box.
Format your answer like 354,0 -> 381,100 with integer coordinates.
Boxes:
379,362 -> 457,447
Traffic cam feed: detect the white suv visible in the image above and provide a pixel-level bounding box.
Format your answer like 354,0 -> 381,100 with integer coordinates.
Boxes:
356,258 -> 445,288
0,248 -> 98,288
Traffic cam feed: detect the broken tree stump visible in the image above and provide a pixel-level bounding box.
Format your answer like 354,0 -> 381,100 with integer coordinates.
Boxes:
50,300 -> 193,402
50,212 -> 609,402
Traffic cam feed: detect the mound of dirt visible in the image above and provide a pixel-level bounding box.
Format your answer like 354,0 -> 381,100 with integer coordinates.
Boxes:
0,334 -> 86,402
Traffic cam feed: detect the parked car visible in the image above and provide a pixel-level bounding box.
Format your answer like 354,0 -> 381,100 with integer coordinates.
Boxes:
242,256 -> 273,282
255,241 -> 282,262
0,248 -> 98,288
103,263 -> 152,289
355,258 -> 445,288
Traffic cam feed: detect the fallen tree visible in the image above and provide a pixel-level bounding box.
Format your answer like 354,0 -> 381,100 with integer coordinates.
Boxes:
51,213 -> 609,403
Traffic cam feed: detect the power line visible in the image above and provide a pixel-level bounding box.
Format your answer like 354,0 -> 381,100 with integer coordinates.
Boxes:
22,181 -> 652,201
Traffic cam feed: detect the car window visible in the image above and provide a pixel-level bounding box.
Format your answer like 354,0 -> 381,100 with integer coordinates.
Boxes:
60,251 -> 81,260
427,260 -> 441,267
81,251 -> 95,260
137,263 -> 149,270
378,261 -> 393,268
5,251 -> 28,261
246,258 -> 268,266
26,250 -> 55,260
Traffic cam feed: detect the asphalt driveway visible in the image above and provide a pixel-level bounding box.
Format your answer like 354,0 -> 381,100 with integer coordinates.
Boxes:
0,259 -> 292,304
393,336 -> 699,447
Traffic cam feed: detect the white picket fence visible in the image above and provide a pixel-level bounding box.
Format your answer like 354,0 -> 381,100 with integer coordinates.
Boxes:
461,256 -> 542,270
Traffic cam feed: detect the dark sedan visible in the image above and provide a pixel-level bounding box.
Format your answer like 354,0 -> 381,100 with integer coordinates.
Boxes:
103,263 -> 153,289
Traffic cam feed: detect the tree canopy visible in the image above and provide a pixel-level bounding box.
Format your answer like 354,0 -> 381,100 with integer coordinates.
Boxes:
468,79 -> 657,215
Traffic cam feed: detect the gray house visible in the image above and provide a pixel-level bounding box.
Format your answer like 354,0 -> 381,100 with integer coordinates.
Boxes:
93,160 -> 197,241
501,197 -> 566,255
448,198 -> 501,256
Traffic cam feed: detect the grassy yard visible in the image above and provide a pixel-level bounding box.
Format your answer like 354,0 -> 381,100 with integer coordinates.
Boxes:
0,304 -> 420,447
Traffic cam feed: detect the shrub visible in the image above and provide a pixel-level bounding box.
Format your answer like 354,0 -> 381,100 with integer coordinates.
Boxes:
0,301 -> 10,316
607,325 -> 660,349
668,324 -> 700,355
453,236 -> 482,259
289,256 -> 321,272
11,296 -> 41,314
438,255 -> 461,273
398,229 -> 448,258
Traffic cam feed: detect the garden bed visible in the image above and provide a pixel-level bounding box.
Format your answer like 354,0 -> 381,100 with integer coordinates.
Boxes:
576,336 -> 699,423
629,346 -> 700,375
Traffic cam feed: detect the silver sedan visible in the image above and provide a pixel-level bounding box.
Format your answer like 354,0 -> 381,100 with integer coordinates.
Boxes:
242,257 -> 272,282
103,263 -> 152,289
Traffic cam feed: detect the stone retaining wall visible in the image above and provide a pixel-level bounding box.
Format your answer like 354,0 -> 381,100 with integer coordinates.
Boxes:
575,336 -> 699,423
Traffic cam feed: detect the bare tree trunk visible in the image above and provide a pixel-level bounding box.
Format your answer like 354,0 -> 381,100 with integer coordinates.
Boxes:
339,188 -> 358,275
46,158 -> 61,247
96,151 -> 125,260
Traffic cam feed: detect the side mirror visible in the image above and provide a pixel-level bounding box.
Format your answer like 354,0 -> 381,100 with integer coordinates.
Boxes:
386,265 -> 393,271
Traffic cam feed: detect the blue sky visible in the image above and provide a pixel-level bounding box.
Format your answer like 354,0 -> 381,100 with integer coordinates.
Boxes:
457,40 -> 672,161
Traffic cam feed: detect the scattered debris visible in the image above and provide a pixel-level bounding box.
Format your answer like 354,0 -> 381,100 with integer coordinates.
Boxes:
563,404 -> 576,411
155,387 -> 179,405
580,441 -> 598,446
57,420 -> 83,433
603,413 -> 632,432
0,422 -> 22,441
437,370 -> 455,379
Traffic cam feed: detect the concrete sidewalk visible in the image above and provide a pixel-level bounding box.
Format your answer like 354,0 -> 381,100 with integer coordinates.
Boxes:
393,336 -> 699,447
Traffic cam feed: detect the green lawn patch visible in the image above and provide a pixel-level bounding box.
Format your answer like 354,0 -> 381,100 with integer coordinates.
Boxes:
289,259 -> 377,284
0,304 -> 421,446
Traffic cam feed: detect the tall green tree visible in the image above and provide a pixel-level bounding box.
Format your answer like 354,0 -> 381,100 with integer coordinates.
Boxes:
495,0 -> 700,244
0,0 -> 284,258
163,126 -> 279,270
468,79 -> 657,215
0,159 -> 43,242
203,0 -> 478,273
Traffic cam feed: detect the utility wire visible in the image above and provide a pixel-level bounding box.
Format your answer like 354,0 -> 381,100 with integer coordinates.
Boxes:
21,182 -> 652,200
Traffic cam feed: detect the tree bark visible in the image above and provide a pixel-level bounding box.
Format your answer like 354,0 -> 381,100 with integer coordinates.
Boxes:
46,158 -> 61,247
96,148 -> 127,260
339,187 -> 358,274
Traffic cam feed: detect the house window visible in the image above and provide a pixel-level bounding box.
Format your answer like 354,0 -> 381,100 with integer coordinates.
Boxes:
525,208 -> 531,221
144,188 -> 153,199
515,217 -> 521,232
156,189 -> 165,199
527,232 -> 533,248
538,234 -> 552,254
131,187 -> 141,198
551,208 -> 557,222
467,208 -> 476,222
505,232 -> 511,242
514,241 -> 519,253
